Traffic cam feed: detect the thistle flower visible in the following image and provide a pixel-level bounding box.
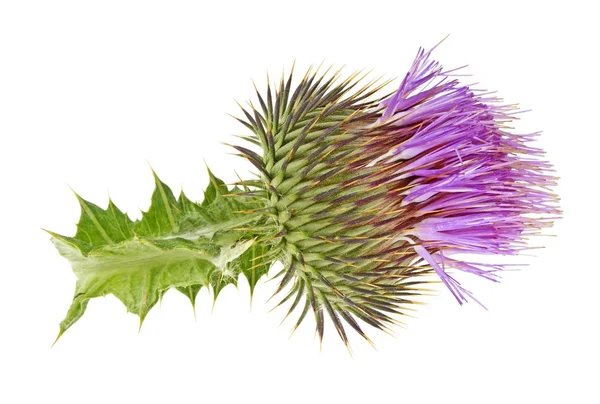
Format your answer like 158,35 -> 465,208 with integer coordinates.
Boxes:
48,44 -> 559,347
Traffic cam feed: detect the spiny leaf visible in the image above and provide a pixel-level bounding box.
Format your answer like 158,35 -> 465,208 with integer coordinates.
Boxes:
202,166 -> 228,207
176,284 -> 203,314
50,170 -> 276,340
134,171 -> 180,236
238,242 -> 273,299
68,194 -> 135,253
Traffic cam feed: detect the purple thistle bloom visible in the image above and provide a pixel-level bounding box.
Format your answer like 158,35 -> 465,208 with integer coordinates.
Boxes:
364,46 -> 560,304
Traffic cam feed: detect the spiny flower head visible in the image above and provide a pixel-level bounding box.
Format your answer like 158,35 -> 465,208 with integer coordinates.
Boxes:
234,45 -> 559,345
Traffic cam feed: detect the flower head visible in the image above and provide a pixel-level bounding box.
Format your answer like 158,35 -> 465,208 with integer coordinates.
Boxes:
357,46 -> 560,304
235,45 -> 559,345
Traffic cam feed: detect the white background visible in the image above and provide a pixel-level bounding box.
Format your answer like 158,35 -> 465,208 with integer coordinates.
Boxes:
1,1 -> 598,403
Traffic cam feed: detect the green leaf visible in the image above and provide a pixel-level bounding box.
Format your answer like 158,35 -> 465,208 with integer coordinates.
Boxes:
50,169 -> 276,341
238,242 -> 272,299
176,284 -> 203,313
202,167 -> 229,207
134,171 -> 181,237
63,195 -> 135,254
